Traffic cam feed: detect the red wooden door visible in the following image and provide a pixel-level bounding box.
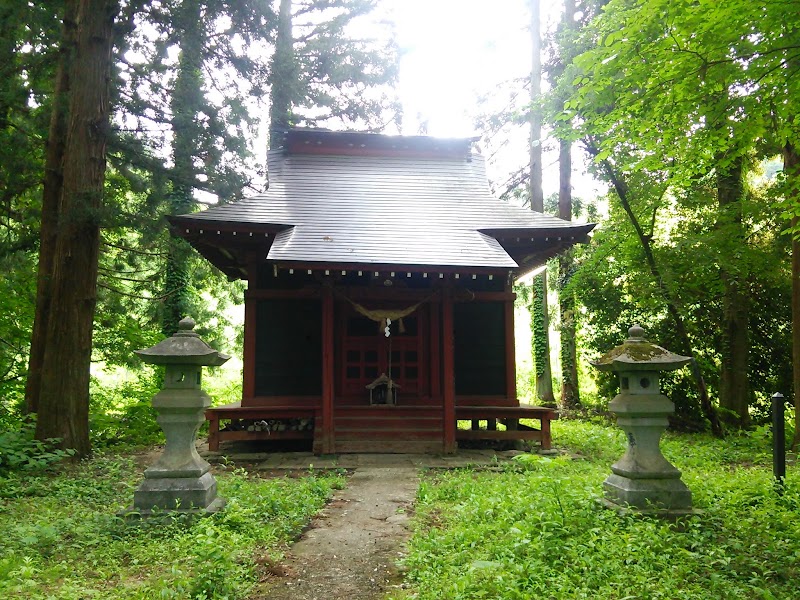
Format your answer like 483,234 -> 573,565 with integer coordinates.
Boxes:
337,303 -> 428,401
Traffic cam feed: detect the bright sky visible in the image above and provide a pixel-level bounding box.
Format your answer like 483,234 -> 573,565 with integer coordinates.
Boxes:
390,0 -> 535,137
384,0 -> 599,201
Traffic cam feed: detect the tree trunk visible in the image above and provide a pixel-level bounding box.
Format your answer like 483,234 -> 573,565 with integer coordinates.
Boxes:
786,142 -> 800,450
558,136 -> 580,409
162,0 -> 202,337
25,2 -> 78,414
35,0 -> 117,457
556,0 -> 579,410
528,0 -> 554,404
268,0 -> 296,144
529,0 -> 543,213
716,156 -> 750,426
589,144 -> 724,437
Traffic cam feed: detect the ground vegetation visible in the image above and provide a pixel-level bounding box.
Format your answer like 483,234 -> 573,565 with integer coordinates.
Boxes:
392,419 -> 799,600
0,453 -> 344,599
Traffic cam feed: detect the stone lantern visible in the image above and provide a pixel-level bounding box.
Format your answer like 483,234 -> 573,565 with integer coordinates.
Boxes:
129,317 -> 229,515
591,325 -> 695,515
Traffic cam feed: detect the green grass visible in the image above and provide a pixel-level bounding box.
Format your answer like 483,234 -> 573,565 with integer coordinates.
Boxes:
0,453 -> 344,599
393,420 -> 800,600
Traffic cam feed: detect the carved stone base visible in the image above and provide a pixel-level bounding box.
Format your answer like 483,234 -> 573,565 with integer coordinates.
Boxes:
131,471 -> 222,513
603,473 -> 692,511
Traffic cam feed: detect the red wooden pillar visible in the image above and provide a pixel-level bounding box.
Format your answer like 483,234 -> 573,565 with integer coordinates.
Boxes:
321,285 -> 335,454
242,260 -> 258,405
442,285 -> 456,454
504,287 -> 518,405
207,411 -> 220,451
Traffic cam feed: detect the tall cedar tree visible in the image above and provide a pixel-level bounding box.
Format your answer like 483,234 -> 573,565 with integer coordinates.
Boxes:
555,0 -> 580,409
33,0 -> 118,455
25,1 -> 76,415
788,141 -> 800,449
268,0 -> 399,140
4,2 -> 63,414
269,0 -> 296,138
114,0 -> 275,340
716,155 -> 750,425
162,0 -> 205,337
528,0 -> 554,405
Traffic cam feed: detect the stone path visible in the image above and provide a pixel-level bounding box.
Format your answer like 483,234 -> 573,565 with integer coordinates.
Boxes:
254,464 -> 418,600
199,448 -> 516,600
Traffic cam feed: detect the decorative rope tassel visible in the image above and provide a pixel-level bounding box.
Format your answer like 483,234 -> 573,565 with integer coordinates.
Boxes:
333,287 -> 438,334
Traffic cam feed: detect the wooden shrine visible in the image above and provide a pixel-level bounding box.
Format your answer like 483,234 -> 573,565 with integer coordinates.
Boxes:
169,128 -> 594,454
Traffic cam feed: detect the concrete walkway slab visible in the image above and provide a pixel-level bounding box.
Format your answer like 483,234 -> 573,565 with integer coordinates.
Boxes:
198,440 -> 517,470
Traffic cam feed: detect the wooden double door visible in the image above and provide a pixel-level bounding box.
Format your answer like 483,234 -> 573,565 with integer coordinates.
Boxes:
335,302 -> 431,403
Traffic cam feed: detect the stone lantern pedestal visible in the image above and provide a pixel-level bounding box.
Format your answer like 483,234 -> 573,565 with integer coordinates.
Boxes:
125,317 -> 230,516
591,325 -> 696,516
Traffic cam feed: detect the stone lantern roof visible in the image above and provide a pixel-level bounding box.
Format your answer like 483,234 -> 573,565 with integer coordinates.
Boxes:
135,317 -> 230,366
590,325 -> 691,373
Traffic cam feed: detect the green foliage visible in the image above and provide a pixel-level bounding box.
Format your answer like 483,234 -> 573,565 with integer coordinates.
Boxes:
204,369 -> 244,407
569,164 -> 792,425
394,420 -> 800,600
89,375 -> 163,448
87,366 -> 243,449
0,455 -> 344,599
544,0 -> 798,427
0,252 -> 37,421
0,419 -> 75,476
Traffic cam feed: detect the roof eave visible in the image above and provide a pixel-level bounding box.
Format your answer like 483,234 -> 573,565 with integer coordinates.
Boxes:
167,214 -> 293,235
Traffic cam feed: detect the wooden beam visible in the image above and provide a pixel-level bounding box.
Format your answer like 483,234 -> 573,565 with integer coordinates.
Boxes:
336,286 -> 441,302
321,285 -> 335,454
453,291 -> 516,302
442,286 -> 456,454
456,429 -> 543,441
246,288 -> 321,299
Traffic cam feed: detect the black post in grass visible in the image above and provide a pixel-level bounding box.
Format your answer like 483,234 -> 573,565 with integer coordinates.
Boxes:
772,392 -> 786,496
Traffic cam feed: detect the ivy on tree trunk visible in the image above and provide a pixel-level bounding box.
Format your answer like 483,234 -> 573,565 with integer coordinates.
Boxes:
531,274 -> 555,405
557,139 -> 579,409
162,0 -> 203,338
555,0 -> 579,409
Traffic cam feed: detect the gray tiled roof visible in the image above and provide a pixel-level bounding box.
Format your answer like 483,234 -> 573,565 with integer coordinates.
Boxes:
174,144 -> 592,269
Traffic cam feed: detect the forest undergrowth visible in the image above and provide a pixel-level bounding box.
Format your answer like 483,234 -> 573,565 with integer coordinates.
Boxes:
392,420 -> 800,600
0,454 -> 344,599
1,418 -> 797,599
